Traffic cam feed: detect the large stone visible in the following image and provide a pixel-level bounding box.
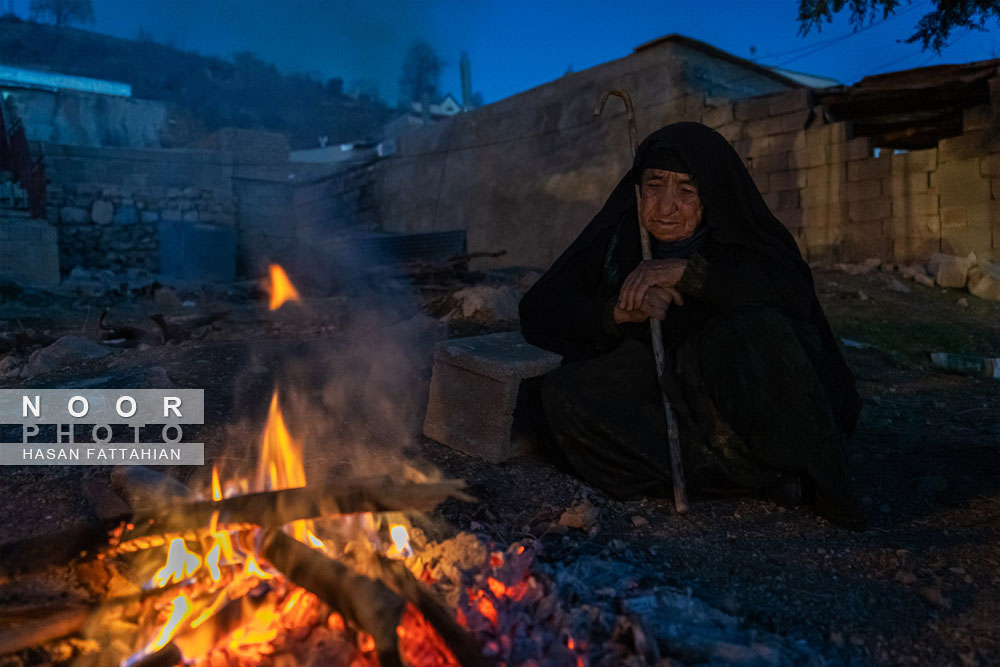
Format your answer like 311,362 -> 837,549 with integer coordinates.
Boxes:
423,331 -> 562,462
113,205 -> 138,225
928,252 -> 977,288
968,262 -> 1000,301
26,335 -> 111,378
91,200 -> 114,225
59,206 -> 89,224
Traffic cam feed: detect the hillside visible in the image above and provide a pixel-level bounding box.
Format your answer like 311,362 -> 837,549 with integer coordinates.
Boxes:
0,15 -> 395,148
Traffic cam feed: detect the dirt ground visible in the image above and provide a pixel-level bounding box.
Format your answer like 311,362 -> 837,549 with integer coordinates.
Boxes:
0,265 -> 998,666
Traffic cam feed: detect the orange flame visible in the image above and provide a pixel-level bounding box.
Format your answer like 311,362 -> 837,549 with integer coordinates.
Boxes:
386,524 -> 413,559
153,539 -> 202,588
211,466 -> 222,501
267,264 -> 300,310
148,594 -> 192,652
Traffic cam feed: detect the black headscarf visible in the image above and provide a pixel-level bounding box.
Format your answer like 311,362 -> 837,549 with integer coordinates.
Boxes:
522,122 -> 861,436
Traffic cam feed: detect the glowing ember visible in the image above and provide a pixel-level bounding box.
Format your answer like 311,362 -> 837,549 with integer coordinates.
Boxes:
152,538 -> 202,588
267,263 -> 300,310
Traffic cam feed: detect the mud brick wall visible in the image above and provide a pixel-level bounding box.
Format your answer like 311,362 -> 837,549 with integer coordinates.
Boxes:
39,144 -> 237,273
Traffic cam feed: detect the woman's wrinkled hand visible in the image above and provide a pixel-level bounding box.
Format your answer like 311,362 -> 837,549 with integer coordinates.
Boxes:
613,286 -> 681,323
617,258 -> 688,312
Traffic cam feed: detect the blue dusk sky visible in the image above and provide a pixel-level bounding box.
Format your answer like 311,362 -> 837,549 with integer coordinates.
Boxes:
10,0 -> 1000,104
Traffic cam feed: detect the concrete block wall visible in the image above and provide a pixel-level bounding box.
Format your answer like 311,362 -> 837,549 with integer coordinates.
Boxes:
40,144 -> 237,273
702,90 -> 999,263
373,41 -> 793,270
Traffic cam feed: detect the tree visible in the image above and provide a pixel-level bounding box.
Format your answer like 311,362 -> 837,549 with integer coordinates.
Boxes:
398,40 -> 442,108
29,0 -> 93,26
798,0 -> 1000,51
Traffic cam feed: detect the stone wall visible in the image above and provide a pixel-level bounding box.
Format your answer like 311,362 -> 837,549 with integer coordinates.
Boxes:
0,210 -> 59,286
2,87 -> 186,148
39,143 -> 237,275
373,40 -> 795,270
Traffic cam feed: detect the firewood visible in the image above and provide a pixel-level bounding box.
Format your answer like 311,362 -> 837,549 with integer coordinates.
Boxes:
260,529 -> 406,667
0,479 -> 471,576
0,604 -> 89,656
372,555 -> 491,667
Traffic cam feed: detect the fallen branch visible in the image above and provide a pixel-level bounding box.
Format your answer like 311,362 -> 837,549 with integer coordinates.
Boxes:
0,478 -> 471,576
0,604 -> 89,656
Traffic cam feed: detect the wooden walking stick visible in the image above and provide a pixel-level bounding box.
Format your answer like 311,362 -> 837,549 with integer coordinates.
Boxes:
593,89 -> 689,514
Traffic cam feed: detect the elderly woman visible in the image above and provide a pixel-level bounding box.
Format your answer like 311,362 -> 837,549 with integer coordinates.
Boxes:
519,122 -> 865,530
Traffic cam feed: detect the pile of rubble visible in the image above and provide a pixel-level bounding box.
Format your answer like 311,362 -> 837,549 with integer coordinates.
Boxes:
829,253 -> 1000,301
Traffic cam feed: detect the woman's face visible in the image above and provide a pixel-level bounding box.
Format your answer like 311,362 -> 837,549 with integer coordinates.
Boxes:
639,168 -> 703,243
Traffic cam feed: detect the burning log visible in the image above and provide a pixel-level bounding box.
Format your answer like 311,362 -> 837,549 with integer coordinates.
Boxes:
373,555 -> 492,667
260,529 -> 408,667
0,604 -> 89,656
0,479 -> 472,576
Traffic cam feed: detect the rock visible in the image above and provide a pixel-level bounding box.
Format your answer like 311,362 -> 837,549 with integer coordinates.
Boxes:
630,515 -> 649,528
25,335 -> 112,377
59,206 -> 89,224
113,205 -> 138,225
967,261 -> 1000,301
885,278 -> 912,294
0,355 -> 18,374
91,200 -> 114,225
913,273 -> 935,288
558,502 -> 598,531
857,290 -> 869,301
895,570 -> 917,585
928,252 -> 977,288
834,258 -> 881,275
900,264 -> 927,280
444,285 -> 521,323
919,586 -> 952,609
957,297 -> 969,307
154,286 -> 182,309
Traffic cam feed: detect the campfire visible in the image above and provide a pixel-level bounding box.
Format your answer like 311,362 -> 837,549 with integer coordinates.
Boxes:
0,266 -> 587,667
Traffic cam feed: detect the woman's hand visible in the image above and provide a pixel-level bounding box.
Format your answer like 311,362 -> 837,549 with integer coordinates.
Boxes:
613,286 -> 682,323
617,258 -> 688,312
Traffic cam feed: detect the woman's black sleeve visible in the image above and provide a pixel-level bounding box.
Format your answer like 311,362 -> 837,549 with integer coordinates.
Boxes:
519,226 -> 620,358
676,249 -> 815,322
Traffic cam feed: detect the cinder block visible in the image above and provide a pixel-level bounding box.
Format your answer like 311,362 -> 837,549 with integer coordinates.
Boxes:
702,104 -> 734,128
934,160 -> 990,207
849,198 -> 891,222
847,158 -> 891,182
778,189 -> 800,210
715,120 -> 744,143
884,173 -> 931,195
768,90 -> 812,116
846,138 -> 873,160
938,131 -> 988,163
886,213 -> 940,236
423,331 -> 562,462
775,207 -> 803,230
768,131 -> 806,154
891,148 -> 937,173
888,192 -> 939,218
940,206 -> 967,229
754,152 -> 789,173
845,180 -> 882,202
757,111 -> 809,136
788,142 -> 828,169
841,221 -> 890,260
734,96 -> 772,121
941,206 -> 992,255
769,169 -> 806,191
